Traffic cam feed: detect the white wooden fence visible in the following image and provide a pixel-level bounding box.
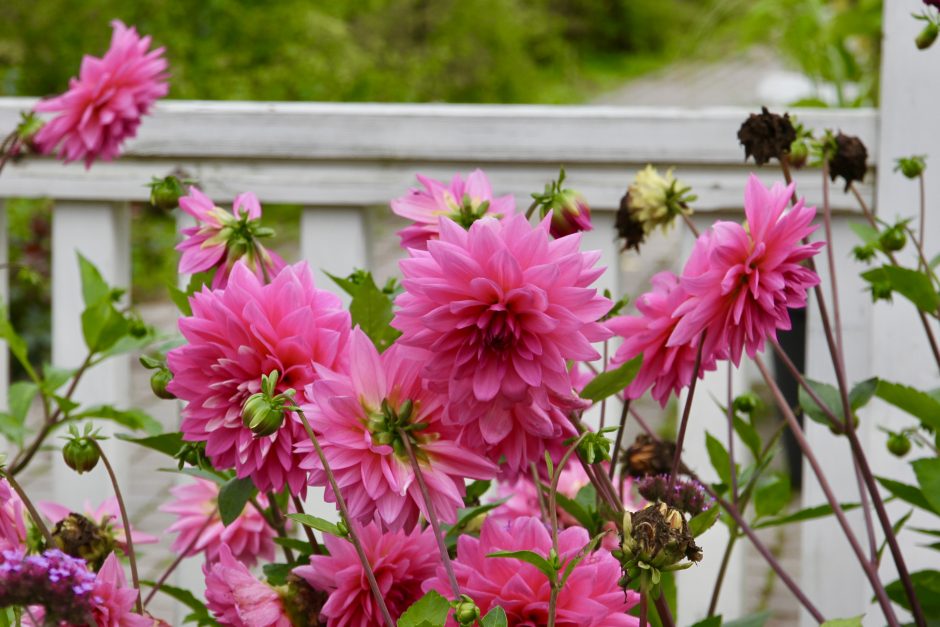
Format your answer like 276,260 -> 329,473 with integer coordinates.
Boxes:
0,2 -> 936,624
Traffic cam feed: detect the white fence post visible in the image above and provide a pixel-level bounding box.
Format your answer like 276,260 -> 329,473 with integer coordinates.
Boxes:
51,201 -> 130,508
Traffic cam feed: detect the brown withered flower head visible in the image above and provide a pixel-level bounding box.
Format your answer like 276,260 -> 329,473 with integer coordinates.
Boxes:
621,434 -> 688,478
50,512 -> 115,571
615,190 -> 647,252
282,573 -> 328,626
737,107 -> 797,166
827,132 -> 868,191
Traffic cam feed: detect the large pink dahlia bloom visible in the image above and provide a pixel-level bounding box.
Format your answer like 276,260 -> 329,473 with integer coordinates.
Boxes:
33,21 -> 168,168
177,187 -> 286,289
294,519 -> 439,626
0,479 -> 26,551
204,544 -> 291,627
91,553 -> 153,627
669,175 -> 822,365
167,262 -> 351,493
426,516 -> 639,626
607,268 -> 717,407
38,497 -> 158,554
159,478 -> 276,567
391,169 -> 516,250
297,328 -> 497,531
393,214 -> 610,473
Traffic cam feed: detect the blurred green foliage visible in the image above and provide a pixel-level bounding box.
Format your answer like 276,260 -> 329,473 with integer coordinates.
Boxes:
0,0 -> 710,104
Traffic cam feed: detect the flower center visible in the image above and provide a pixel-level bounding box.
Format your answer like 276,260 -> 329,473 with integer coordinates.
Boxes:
364,398 -> 429,461
447,193 -> 493,229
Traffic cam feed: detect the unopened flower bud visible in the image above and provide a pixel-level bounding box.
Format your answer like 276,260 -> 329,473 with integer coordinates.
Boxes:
869,281 -> 893,303
788,138 -> 809,169
887,432 -> 912,457
62,436 -> 100,474
546,188 -> 592,238
852,244 -> 877,263
732,392 -> 760,415
916,22 -> 939,49
148,176 -> 186,211
879,227 -> 907,253
895,156 -> 927,179
453,595 -> 481,625
150,367 -> 175,400
242,393 -> 286,437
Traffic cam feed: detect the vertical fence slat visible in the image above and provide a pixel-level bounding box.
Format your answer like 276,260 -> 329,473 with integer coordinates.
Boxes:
51,201 -> 130,507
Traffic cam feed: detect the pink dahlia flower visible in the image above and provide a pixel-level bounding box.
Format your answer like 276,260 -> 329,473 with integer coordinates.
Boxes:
33,21 -> 168,168
176,187 -> 286,289
391,169 -> 516,250
38,497 -> 158,554
159,478 -> 276,567
0,479 -> 26,552
297,329 -> 497,531
393,214 -> 610,473
669,175 -> 823,365
294,519 -> 439,625
167,262 -> 351,493
91,553 -> 153,627
607,269 -> 718,407
426,516 -> 639,626
204,544 -> 291,627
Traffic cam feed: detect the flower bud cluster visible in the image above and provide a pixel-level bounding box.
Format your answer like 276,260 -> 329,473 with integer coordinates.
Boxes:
615,502 -> 702,592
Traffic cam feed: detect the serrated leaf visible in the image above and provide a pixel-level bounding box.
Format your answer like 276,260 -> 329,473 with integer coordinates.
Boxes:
115,432 -> 183,456
912,458 -> 940,515
848,377 -> 878,410
884,570 -> 940,616
70,405 -> 162,435
754,502 -> 861,529
397,590 -> 451,627
689,504 -> 721,537
798,378 -> 842,427
81,300 -> 129,353
754,472 -> 791,519
141,580 -> 219,626
480,606 -> 508,627
705,432 -> 734,488
327,270 -> 400,352
862,265 -> 940,313
875,380 -> 940,431
218,476 -> 257,526
733,414 -> 761,460
286,513 -> 342,537
875,476 -> 936,513
579,355 -> 642,402
486,549 -> 556,580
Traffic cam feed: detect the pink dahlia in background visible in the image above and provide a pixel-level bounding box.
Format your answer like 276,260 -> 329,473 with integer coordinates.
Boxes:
90,553 -> 152,627
176,187 -> 286,289
167,262 -> 351,493
669,175 -> 822,365
0,479 -> 26,551
426,516 -> 639,626
391,169 -> 516,250
205,544 -> 291,627
33,20 -> 168,168
393,214 -> 610,473
607,268 -> 717,407
297,329 -> 496,531
38,497 -> 158,554
160,478 -> 276,567
294,519 -> 439,625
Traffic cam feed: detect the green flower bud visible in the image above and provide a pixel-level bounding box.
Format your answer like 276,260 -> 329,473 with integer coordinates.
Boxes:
788,139 -> 809,169
453,595 -> 481,625
887,432 -> 912,457
852,244 -> 877,263
242,392 -> 286,437
150,367 -> 175,400
895,156 -> 927,179
148,175 -> 187,211
916,22 -> 939,49
62,437 -> 100,474
879,228 -> 907,253
732,392 -> 760,415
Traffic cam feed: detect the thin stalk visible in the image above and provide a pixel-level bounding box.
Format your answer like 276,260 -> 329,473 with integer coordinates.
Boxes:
266,491 -> 294,563
294,409 -> 395,627
609,399 -> 631,480
548,589 -> 559,627
144,515 -> 214,606
93,440 -> 142,614
0,469 -> 53,545
547,439 -> 586,627
525,199 -> 540,220
397,428 -> 461,599
821,163 -> 846,365
667,333 -> 706,493
531,462 -> 550,521
709,532 -> 740,616
919,173 -> 926,255
725,362 -> 737,502
566,414 -> 623,513
291,495 -> 321,554
639,594 -> 648,627
599,340 -> 609,430
653,591 -> 675,627
753,356 -> 900,627
680,212 -> 700,238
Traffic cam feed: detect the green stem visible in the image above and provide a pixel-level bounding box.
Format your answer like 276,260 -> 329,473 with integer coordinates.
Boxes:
291,495 -> 321,554
667,332 -> 705,494
0,469 -> 53,545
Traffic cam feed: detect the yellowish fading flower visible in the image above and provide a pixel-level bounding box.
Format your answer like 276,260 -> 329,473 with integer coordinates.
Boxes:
625,165 -> 695,235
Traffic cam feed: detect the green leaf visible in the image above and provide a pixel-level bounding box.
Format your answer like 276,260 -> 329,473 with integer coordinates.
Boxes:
848,377 -> 879,410
445,500 -> 507,545
262,562 -> 294,586
733,414 -> 762,460
70,405 -> 162,435
0,305 -> 38,382
913,458 -> 940,515
705,432 -> 734,488
40,365 -> 75,394
579,355 -> 642,402
875,476 -> 937,513
885,570 -> 940,617
689,618 -> 722,627
862,265 -> 940,313
558,531 -> 607,588
218,476 -> 257,526
480,606 -> 508,627
286,513 -> 343,537
168,286 -> 193,316
849,221 -> 880,244
689,504 -> 721,537
486,549 -> 556,581
754,502 -> 861,529
81,299 -> 130,353
141,580 -> 219,626
798,378 -> 842,426
327,270 -> 401,352
273,537 -> 314,554
464,479 -> 491,505
754,472 -> 791,519
876,380 -> 940,431
77,254 -> 112,307
821,618 -> 863,627
115,432 -> 184,457
878,509 -> 913,563
724,611 -> 771,627
397,590 -> 451,627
